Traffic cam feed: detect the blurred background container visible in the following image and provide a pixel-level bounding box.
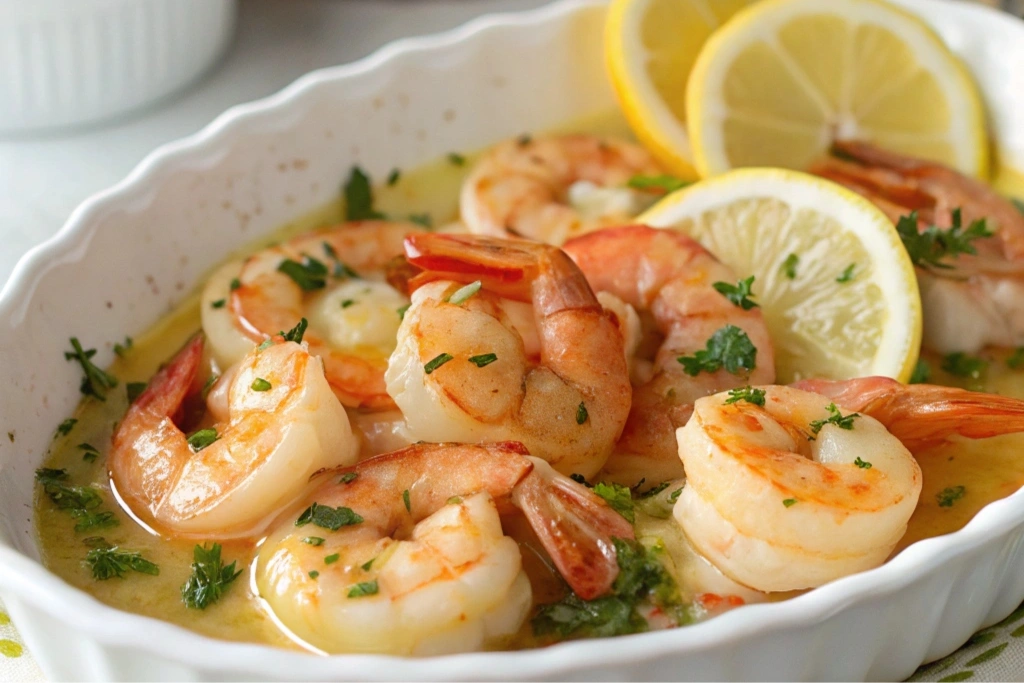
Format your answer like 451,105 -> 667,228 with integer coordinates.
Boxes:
0,0 -> 236,135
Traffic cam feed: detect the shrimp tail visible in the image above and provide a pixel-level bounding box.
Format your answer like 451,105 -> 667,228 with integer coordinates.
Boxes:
794,376 -> 1024,450
513,458 -> 634,600
131,334 -> 204,416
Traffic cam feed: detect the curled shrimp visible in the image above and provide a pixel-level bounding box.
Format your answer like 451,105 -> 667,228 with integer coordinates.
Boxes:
256,441 -> 632,655
109,336 -> 357,538
460,134 -> 666,245
202,221 -> 424,409
677,380 -> 1024,593
385,233 -> 632,479
563,225 -> 776,487
811,141 -> 1024,353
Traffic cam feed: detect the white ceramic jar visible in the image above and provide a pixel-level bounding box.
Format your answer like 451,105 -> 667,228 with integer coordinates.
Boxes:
0,0 -> 237,134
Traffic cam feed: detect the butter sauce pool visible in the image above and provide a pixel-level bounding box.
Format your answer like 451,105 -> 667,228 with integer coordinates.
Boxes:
33,114 -> 1024,653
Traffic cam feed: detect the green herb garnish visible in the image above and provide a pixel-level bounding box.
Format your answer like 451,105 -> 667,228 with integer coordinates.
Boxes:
281,318 -> 308,344
324,553 -> 340,565
468,353 -> 498,367
86,545 -> 159,581
724,386 -> 766,407
593,482 -> 635,524
576,401 -> 589,425
896,209 -> 993,269
910,359 -> 931,384
397,304 -> 411,320
343,166 -> 385,221
308,570 -> 320,579
836,263 -> 856,283
113,337 -> 133,357
712,276 -> 759,310
250,378 -> 272,392
348,580 -> 379,598
387,168 -> 401,186
230,277 -> 241,291
35,468 -> 102,510
668,487 -> 682,504
55,418 -> 77,437
402,489 -> 411,513
808,403 -> 859,437
65,338 -> 118,400
181,543 -> 241,609
71,509 -> 118,532
78,443 -> 100,463
424,353 -> 453,374
626,174 -> 690,194
186,428 -> 219,452
278,256 -> 329,291
295,502 -> 364,530
854,457 -> 872,469
302,537 -> 325,546
783,498 -> 798,508
448,152 -> 466,166
781,253 -> 799,279
446,281 -> 481,305
339,472 -> 358,484
942,352 -> 987,379
937,485 -> 966,508
678,325 -> 757,377
126,381 -> 147,403
446,496 -> 463,505
211,298 -> 226,309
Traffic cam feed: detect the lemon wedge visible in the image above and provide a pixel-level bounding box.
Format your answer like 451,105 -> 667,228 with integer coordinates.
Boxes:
639,168 -> 921,383
605,0 -> 759,178
686,0 -> 988,179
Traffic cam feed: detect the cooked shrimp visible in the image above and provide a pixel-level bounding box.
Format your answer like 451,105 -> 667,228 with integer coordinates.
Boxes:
675,385 -> 921,593
811,141 -> 1024,353
384,233 -> 632,479
460,134 -> 666,245
109,336 -> 357,538
563,225 -> 776,487
202,220 -> 424,409
677,380 -> 1024,592
256,441 -> 632,655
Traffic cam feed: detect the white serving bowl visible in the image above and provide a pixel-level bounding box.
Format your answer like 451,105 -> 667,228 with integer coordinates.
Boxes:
1,0 -> 1023,680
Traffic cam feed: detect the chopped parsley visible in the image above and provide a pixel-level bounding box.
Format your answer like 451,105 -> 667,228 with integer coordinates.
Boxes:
339,472 -> 358,484
446,280 -> 481,305
576,401 -> 589,425
408,213 -> 433,229
724,386 -> 766,407
668,487 -> 682,504
308,570 -> 320,580
468,353 -> 498,367
402,489 -> 411,513
65,338 -> 118,400
324,553 -> 340,565
446,496 -> 463,505
1008,347 -> 1024,370
569,473 -> 592,487
340,299 -> 356,309
250,378 -> 272,392
448,152 -> 466,166
638,482 -> 670,499
86,545 -> 159,581
35,468 -> 102,510
836,263 -> 856,283
677,325 -> 757,377
186,428 -> 219,452
181,543 -> 241,609
201,374 -> 219,399
211,298 -> 226,309
322,241 -> 360,279
896,209 -> 993,270
937,485 -> 966,508
910,359 -> 931,384
532,539 -> 682,640
854,457 -> 872,469
387,168 -> 401,186
783,498 -> 798,508
626,174 -> 690,194
361,558 -> 375,571
343,166 -> 385,221
348,580 -> 379,598
126,382 -> 147,403
592,482 -> 635,524
277,255 -> 329,291
295,502 -> 364,530
78,443 -> 100,463
712,276 -> 759,310
781,253 -> 799,280
424,353 -> 453,374
302,537 -> 325,546
113,337 -> 133,357
281,318 -> 308,344
55,418 -> 77,437
230,277 -> 241,291
71,509 -> 118,532
397,304 -> 411,320
942,352 -> 987,379
808,403 -> 859,437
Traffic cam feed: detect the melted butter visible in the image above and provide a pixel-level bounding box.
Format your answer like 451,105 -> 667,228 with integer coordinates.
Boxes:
35,108 -> 1024,652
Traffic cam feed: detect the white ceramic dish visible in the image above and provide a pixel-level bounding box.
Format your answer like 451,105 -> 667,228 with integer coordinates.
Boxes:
1,0 -> 1023,680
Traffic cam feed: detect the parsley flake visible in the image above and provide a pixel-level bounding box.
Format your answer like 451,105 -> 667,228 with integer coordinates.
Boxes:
626,174 -> 690,194
402,489 -> 411,513
836,263 -> 856,283
308,570 -> 320,579
65,338 -> 118,400
71,509 -> 118,532
593,482 -> 635,524
448,152 -> 466,166
186,428 -> 219,452
348,580 -> 379,598
126,381 -> 147,403
361,558 -> 375,571
86,545 -> 159,581
896,209 -> 993,270
113,337 -> 133,357
937,485 -> 966,508
295,502 -> 363,530
78,443 -> 100,463
677,325 -> 757,377
446,496 -> 463,505
55,418 -> 78,437
230,277 -> 241,291
424,353 -> 453,374
808,403 -> 859,437
278,256 -> 329,291
250,378 -> 272,392
387,168 -> 401,186
783,498 -> 798,508
712,276 -> 759,310
211,298 -> 226,309
397,304 -> 411,320
302,537 -> 325,546
343,166 -> 385,221
668,487 -> 682,504
324,553 -> 340,565
281,318 -> 308,344
942,352 -> 987,379
724,386 -> 766,407
339,472 -> 358,484
781,253 -> 799,280
854,457 -> 872,469
181,543 -> 241,609
468,353 -> 498,367
446,281 -> 481,305
576,401 -> 589,425
35,468 -> 102,511
910,359 -> 931,384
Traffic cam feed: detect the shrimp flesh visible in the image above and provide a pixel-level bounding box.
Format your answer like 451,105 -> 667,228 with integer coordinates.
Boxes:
109,336 -> 357,538
203,220 -> 424,409
460,134 -> 666,245
811,141 -> 1024,353
384,233 -> 632,479
256,441 -> 633,655
563,225 -> 775,487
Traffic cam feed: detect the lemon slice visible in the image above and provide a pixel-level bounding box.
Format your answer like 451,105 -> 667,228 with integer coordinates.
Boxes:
686,0 -> 988,178
605,0 -> 759,178
639,168 -> 921,382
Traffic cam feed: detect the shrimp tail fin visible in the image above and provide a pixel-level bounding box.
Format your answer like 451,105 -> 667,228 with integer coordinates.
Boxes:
132,334 -> 205,416
794,376 -> 1024,450
513,457 -> 634,600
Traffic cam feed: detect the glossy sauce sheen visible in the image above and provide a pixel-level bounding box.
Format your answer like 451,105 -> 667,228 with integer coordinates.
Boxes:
33,115 -> 1024,652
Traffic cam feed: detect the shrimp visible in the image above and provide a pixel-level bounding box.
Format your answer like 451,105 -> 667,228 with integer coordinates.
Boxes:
811,141 -> 1024,353
562,225 -> 776,487
203,220 -> 424,409
109,335 -> 357,538
676,380 -> 1024,593
384,233 -> 632,479
460,134 -> 667,245
255,441 -> 633,655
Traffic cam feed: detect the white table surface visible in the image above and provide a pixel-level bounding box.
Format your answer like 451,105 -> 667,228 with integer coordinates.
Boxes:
0,0 -> 549,292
